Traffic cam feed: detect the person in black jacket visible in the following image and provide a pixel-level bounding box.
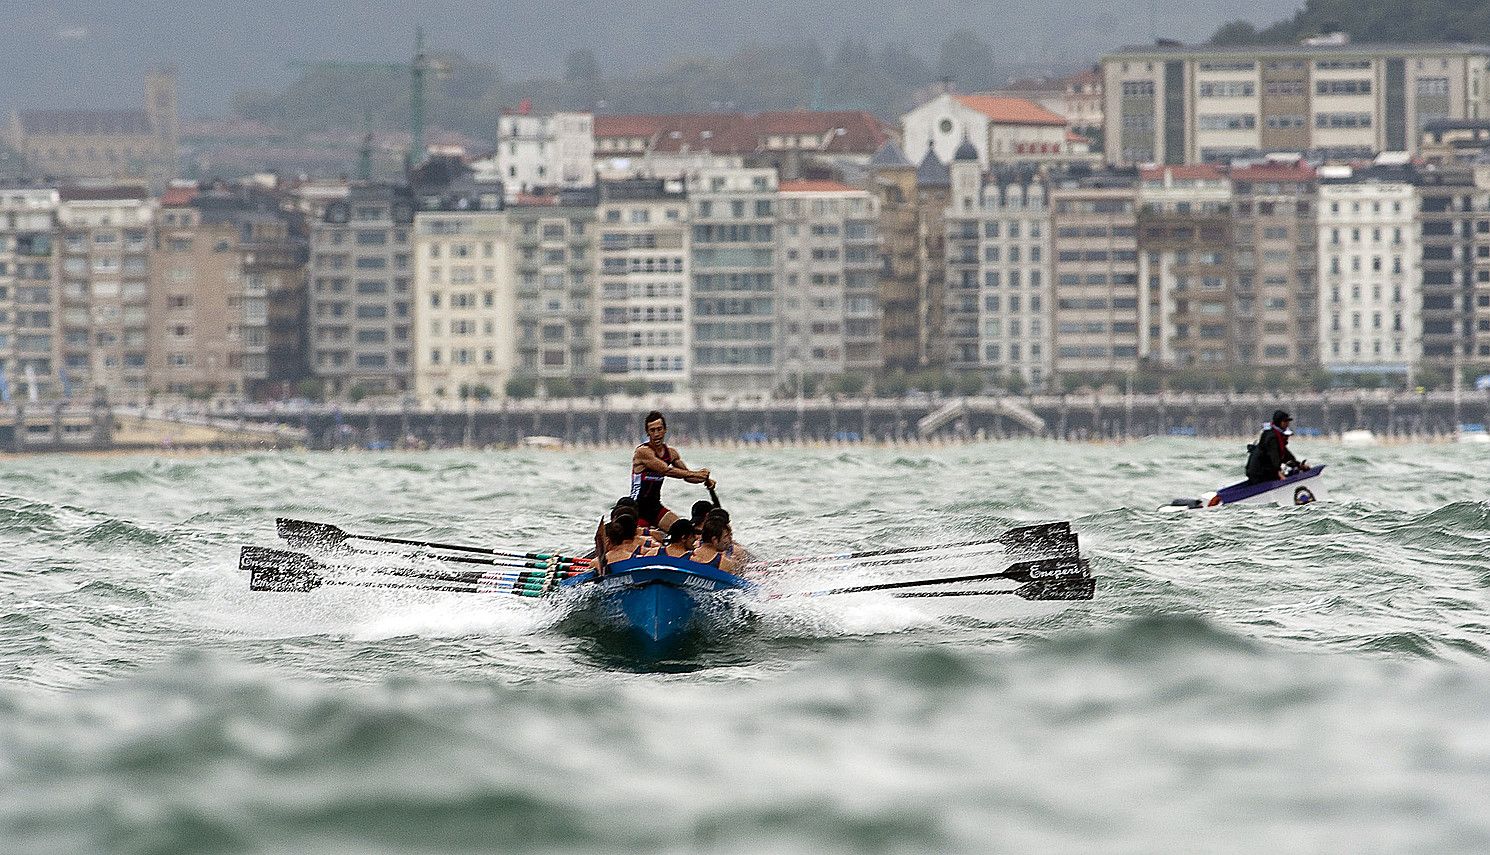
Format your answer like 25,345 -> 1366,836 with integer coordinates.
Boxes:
1245,410 -> 1307,483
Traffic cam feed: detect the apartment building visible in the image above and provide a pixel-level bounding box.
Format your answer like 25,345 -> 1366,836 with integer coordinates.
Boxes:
1414,168 -> 1483,366
596,179 -> 690,392
150,185 -> 305,399
947,160 -> 1053,385
411,192 -> 515,402
1419,119 -> 1490,167
495,109 -> 595,200
869,141 -> 923,370
688,166 -> 778,391
1104,41 -> 1490,165
55,186 -> 153,400
1317,165 -> 1422,375
306,183 -> 416,396
1230,161 -> 1321,369
1136,165 -> 1238,369
777,179 -> 880,380
510,194 -> 597,385
0,189 -> 60,401
1049,173 -> 1142,378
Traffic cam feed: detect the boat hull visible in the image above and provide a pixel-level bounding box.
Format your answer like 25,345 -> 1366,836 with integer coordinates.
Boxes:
1169,465 -> 1327,510
562,556 -> 753,647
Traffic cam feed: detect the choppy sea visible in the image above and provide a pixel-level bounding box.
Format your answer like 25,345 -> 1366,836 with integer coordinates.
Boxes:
2,439 -> 1489,854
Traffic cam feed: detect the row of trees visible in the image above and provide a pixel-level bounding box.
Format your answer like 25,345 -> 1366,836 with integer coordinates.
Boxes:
1209,0 -> 1490,46
231,29 -> 1021,140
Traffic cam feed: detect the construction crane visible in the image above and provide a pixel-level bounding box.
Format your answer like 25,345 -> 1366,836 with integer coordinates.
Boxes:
288,28 -> 447,172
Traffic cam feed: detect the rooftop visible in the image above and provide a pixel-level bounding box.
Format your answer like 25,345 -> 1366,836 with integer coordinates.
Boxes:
19,110 -> 154,137
1107,40 -> 1490,58
593,110 -> 889,154
952,95 -> 1067,126
778,179 -> 862,193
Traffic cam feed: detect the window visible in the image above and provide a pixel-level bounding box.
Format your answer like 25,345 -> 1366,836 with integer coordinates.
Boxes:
1315,79 -> 1372,96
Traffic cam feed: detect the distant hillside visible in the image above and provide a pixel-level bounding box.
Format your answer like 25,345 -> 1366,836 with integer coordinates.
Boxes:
1210,0 -> 1490,46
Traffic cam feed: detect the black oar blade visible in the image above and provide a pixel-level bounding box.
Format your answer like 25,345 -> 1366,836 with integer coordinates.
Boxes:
1015,577 -> 1097,601
1000,521 -> 1078,560
276,518 -> 349,550
1003,556 -> 1089,584
243,545 -> 327,592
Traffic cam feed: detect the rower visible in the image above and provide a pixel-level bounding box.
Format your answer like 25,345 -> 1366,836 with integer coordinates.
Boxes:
685,517 -> 739,573
703,506 -> 754,565
602,512 -> 649,565
645,518 -> 698,559
1245,409 -> 1309,483
632,410 -> 714,531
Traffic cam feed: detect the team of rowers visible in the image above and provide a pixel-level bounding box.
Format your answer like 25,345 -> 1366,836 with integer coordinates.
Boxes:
592,410 -> 744,574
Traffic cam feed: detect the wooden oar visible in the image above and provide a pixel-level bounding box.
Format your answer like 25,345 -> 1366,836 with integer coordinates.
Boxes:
770,521 -> 1077,567
242,547 -> 555,596
276,518 -> 590,565
893,578 -> 1096,601
792,556 -> 1088,597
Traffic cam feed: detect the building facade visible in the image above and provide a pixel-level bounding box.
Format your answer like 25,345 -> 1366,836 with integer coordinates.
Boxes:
596,179 -> 690,392
1317,167 -> 1422,375
1231,161 -> 1321,369
495,110 -> 595,200
305,183 -> 416,396
1136,165 -> 1239,369
688,166 -> 779,391
1050,173 -> 1142,378
902,93 -> 1097,169
945,167 -> 1053,386
510,195 -> 597,386
56,186 -> 154,400
150,186 -> 305,399
1104,41 -> 1490,165
0,189 -> 60,401
777,179 -> 880,382
411,198 -> 516,402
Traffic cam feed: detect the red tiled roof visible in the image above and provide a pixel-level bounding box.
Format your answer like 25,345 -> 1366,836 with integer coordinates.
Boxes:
952,95 -> 1067,126
1140,164 -> 1225,181
1066,130 -> 1092,144
160,186 -> 198,206
1230,163 -> 1317,182
779,179 -> 861,193
1066,69 -> 1102,87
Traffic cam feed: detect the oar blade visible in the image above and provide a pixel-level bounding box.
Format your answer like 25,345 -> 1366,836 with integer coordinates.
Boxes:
1015,577 -> 1097,601
1003,556 -> 1089,584
1000,521 -> 1078,560
276,518 -> 349,550
242,545 -> 327,592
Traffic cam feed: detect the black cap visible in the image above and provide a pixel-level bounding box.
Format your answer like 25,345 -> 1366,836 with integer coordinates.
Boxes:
1272,410 -> 1292,424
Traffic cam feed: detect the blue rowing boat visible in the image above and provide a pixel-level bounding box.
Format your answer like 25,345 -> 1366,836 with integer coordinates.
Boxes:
561,554 -> 754,647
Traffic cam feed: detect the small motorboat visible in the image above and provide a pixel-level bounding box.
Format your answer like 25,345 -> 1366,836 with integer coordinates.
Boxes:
1166,465 -> 1327,510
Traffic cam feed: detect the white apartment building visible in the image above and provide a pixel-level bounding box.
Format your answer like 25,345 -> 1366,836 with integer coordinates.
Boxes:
1105,40 -> 1490,165
777,180 -> 880,380
0,189 -> 60,401
596,179 -> 690,392
946,155 -> 1053,386
56,187 -> 154,400
688,166 -> 779,391
495,111 -> 595,201
412,202 -> 517,402
1317,167 -> 1422,375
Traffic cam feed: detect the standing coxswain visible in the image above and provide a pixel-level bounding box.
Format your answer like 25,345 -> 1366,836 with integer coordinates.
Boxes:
632,410 -> 714,531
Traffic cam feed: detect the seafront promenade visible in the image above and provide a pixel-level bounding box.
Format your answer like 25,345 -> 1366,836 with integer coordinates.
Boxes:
7,388 -> 1489,451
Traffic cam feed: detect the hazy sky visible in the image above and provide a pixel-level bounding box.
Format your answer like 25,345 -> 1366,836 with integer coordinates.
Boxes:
2,0 -> 1301,116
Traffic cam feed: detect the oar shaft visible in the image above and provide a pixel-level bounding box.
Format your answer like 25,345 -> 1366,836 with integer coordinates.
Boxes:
800,558 -> 1086,597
